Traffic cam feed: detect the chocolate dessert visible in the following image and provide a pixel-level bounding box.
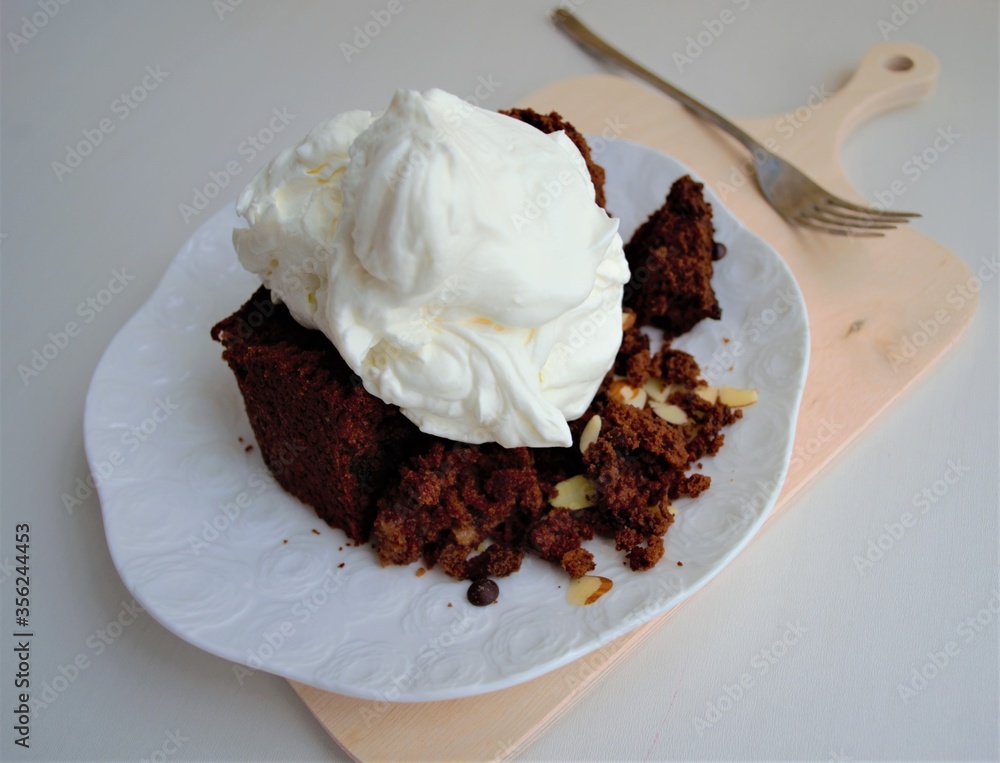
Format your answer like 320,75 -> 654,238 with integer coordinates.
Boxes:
212,107 -> 742,584
213,274 -> 739,580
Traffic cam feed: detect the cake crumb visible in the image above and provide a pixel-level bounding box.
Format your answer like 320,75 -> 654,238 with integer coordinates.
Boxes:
244,444 -> 253,452
338,562 -> 345,568
416,567 -> 426,577
311,529 -> 320,535
623,175 -> 721,336
447,603 -> 453,607
722,337 -> 730,344
282,539 -> 288,544
677,561 -> 683,566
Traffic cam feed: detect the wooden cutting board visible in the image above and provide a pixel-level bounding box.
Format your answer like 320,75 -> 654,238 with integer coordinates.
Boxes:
291,42 -> 977,761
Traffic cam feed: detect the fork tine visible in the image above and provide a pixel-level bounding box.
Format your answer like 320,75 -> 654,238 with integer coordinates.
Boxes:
792,213 -> 885,237
806,208 -> 899,230
813,199 -> 910,225
825,196 -> 921,219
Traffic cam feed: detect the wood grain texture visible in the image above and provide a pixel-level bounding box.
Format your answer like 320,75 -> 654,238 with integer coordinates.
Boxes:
292,42 -> 977,762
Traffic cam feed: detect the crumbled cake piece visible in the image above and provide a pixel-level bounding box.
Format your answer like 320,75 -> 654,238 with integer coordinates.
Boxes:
560,547 -> 596,578
373,442 -> 545,577
624,175 -> 722,338
467,545 -> 524,581
527,507 -> 595,568
212,132 -> 743,583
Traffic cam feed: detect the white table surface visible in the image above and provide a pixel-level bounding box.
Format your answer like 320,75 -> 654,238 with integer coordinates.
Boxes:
2,1 -> 997,760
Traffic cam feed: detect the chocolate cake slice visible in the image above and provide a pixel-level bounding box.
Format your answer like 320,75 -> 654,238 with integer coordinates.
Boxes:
211,288 -> 421,544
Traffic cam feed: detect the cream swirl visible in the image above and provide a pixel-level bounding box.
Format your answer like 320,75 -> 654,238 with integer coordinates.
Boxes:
234,88 -> 629,447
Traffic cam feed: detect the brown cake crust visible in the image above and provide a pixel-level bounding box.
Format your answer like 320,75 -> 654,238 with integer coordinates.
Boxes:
212,137 -> 741,582
211,288 -> 421,544
624,175 -> 722,338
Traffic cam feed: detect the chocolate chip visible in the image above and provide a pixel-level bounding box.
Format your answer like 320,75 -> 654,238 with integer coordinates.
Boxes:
467,578 -> 499,606
712,242 -> 727,261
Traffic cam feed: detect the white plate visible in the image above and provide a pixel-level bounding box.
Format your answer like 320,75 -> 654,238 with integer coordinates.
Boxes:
86,138 -> 809,701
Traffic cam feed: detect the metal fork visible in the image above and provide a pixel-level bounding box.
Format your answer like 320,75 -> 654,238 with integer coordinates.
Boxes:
550,8 -> 920,237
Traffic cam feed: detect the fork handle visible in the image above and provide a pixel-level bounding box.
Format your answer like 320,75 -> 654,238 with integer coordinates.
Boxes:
551,8 -> 766,155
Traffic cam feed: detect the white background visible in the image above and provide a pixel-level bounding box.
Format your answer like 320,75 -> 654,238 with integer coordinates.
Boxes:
1,1 -> 997,761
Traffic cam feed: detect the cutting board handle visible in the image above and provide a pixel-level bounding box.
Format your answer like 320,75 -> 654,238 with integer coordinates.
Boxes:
737,41 -> 941,189
820,41 -> 939,147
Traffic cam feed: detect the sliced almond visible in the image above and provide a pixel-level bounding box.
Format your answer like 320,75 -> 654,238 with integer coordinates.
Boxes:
649,401 -> 689,425
579,414 -> 602,454
628,388 -> 648,408
693,385 -> 719,404
550,475 -> 598,510
719,386 -> 758,407
666,503 -> 676,517
566,575 -> 613,606
609,381 -> 647,409
642,378 -> 680,403
621,311 -> 636,331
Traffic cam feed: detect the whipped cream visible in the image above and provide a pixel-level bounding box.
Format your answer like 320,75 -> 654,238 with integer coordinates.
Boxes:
233,88 -> 629,448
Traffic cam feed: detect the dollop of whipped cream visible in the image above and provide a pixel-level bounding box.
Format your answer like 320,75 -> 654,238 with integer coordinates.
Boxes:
233,88 -> 629,448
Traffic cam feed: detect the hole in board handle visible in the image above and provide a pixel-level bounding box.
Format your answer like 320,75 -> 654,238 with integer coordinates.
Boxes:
884,55 -> 915,72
